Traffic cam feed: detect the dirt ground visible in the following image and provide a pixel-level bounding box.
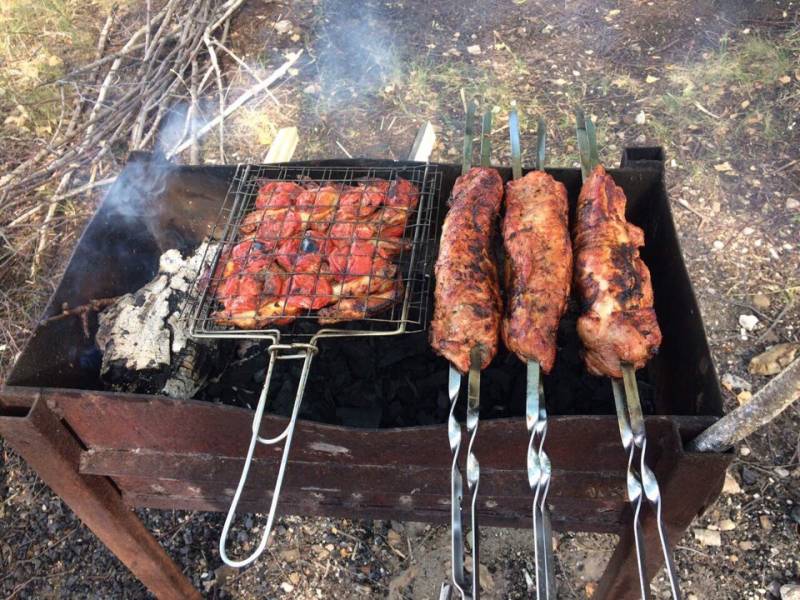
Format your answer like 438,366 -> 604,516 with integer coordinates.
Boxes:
1,0 -> 799,598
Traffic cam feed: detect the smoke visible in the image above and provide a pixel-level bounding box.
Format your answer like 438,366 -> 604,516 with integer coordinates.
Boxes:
312,0 -> 401,114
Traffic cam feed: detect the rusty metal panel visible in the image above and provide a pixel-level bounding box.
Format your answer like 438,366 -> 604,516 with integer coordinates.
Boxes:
0,394 -> 200,600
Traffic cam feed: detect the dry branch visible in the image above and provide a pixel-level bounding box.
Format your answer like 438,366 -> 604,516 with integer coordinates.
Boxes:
688,357 -> 800,452
167,50 -> 303,158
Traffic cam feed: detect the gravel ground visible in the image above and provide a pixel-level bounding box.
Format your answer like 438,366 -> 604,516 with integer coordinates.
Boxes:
2,0 -> 799,598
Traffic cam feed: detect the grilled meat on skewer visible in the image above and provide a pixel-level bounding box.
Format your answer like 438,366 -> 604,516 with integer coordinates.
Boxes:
502,171 -> 572,373
573,164 -> 662,378
430,167 -> 503,374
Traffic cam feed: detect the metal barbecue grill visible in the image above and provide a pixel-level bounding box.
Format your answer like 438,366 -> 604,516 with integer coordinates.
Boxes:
183,162 -> 442,566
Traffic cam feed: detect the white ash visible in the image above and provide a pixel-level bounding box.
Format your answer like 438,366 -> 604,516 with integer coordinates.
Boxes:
95,242 -> 219,398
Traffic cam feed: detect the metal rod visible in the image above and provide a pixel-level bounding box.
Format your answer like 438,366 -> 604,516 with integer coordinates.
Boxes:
622,366 -> 683,600
612,379 -> 650,600
219,344 -> 317,568
509,107 -> 522,180
480,108 -> 492,167
511,107 -> 555,599
466,346 -> 482,600
462,98 -> 477,175
536,117 -> 546,172
447,365 -> 469,597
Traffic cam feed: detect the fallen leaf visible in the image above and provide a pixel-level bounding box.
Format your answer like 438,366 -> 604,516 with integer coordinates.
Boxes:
466,45 -> 482,55
779,75 -> 792,84
645,75 -> 660,84
714,161 -> 733,172
635,110 -> 647,125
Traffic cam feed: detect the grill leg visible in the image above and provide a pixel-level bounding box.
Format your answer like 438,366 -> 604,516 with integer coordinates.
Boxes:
0,393 -> 200,600
593,449 -> 729,600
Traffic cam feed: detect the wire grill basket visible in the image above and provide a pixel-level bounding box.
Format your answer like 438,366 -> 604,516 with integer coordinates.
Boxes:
185,162 -> 443,342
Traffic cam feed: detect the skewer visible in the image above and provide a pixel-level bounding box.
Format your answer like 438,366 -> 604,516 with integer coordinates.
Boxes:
576,108 -> 682,600
442,97 -> 481,600
509,107 -> 555,600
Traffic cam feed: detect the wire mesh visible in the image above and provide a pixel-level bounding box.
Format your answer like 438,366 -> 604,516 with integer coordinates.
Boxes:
186,163 -> 442,341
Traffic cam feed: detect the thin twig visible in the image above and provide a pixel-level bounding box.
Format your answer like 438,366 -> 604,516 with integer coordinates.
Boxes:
41,297 -> 120,338
168,50 -> 303,157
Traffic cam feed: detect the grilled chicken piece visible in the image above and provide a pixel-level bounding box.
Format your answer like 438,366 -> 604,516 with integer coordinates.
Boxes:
573,164 -> 662,378
318,278 -> 403,324
255,181 -> 304,209
502,171 -> 572,373
430,167 -> 503,374
214,177 -> 420,329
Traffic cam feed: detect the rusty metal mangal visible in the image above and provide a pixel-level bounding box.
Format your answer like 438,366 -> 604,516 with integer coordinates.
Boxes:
1,148 -> 732,599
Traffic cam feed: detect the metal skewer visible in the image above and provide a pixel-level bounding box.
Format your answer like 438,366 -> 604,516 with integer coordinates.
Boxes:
576,108 -> 682,600
442,97 -> 482,600
509,107 -> 555,600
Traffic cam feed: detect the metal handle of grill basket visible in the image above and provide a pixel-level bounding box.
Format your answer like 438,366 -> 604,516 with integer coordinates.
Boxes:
219,343 -> 317,568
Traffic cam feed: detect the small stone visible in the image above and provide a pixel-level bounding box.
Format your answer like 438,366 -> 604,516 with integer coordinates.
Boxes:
721,372 -> 751,393
742,466 -> 758,484
635,110 -> 647,125
303,83 -> 321,94
740,446 -> 752,457
775,467 -> 790,478
279,548 -> 300,562
739,540 -> 755,551
719,518 -> 736,531
781,584 -> 800,600
289,572 -> 301,585
688,594 -> 699,600
752,293 -> 771,310
786,198 -> 800,211
693,528 -> 721,546
280,581 -> 295,593
466,45 -> 482,55
713,240 -> 725,250
274,20 -> 293,34
759,515 -> 773,531
387,529 -> 402,548
738,314 -> 759,331
722,471 -> 742,494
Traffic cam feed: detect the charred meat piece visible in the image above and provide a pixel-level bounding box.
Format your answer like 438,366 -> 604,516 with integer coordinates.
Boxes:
296,185 -> 341,231
318,278 -> 404,324
502,171 -> 572,373
213,267 -> 285,329
430,167 -> 503,374
573,164 -> 662,378
255,181 -> 304,209
254,209 -> 303,250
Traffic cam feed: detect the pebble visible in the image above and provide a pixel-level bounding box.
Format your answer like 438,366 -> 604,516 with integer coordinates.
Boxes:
693,528 -> 722,547
739,314 -> 760,331
274,20 -> 293,34
775,467 -> 790,478
281,581 -> 295,593
753,293 -> 771,310
739,540 -> 755,551
723,471 -> 742,494
279,548 -> 300,562
759,515 -> 773,531
742,466 -> 758,484
740,446 -> 752,457
782,584 -> 800,600
713,240 -> 725,250
721,372 -> 751,393
719,519 -> 737,531
786,198 -> 800,211
466,45 -> 482,55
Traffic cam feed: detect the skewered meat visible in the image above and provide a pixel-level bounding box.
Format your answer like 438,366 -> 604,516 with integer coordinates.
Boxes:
502,171 -> 572,373
430,167 -> 503,374
573,164 -> 662,378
